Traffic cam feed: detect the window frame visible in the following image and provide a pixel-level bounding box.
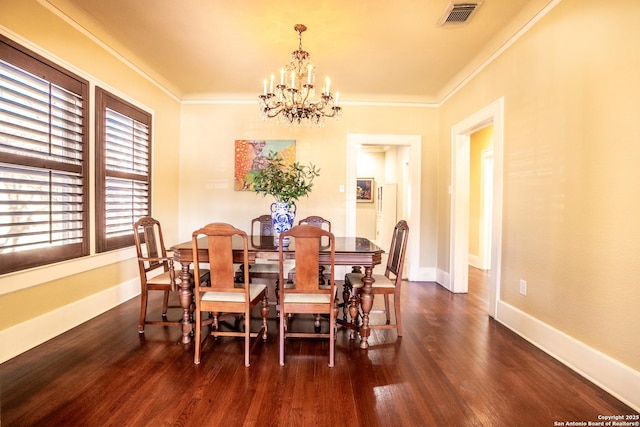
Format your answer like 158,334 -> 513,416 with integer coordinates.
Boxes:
95,87 -> 152,253
0,35 -> 90,275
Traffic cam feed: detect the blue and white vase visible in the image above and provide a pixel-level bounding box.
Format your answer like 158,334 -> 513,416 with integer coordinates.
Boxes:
270,202 -> 296,246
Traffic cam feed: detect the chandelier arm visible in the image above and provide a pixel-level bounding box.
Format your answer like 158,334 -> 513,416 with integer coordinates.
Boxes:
300,87 -> 312,105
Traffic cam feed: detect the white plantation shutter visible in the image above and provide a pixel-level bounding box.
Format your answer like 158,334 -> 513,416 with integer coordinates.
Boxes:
0,165 -> 84,250
96,88 -> 151,252
105,177 -> 149,238
0,36 -> 89,274
105,108 -> 150,238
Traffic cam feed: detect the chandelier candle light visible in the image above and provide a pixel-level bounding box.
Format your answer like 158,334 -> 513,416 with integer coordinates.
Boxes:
259,24 -> 342,126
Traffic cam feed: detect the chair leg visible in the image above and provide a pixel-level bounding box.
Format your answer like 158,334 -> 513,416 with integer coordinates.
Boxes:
384,294 -> 391,324
279,308 -> 286,366
244,310 -> 251,367
348,294 -> 360,340
342,281 -> 352,320
333,303 -> 339,336
208,312 -> 219,332
194,309 -> 202,364
394,294 -> 403,336
275,279 -> 280,316
161,290 -> 170,318
328,309 -> 335,368
260,295 -> 269,340
138,290 -> 148,333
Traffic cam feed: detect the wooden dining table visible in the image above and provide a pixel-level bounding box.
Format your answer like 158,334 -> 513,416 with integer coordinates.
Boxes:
170,235 -> 384,349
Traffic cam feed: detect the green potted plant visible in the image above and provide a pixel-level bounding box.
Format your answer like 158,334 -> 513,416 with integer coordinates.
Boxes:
251,151 -> 320,244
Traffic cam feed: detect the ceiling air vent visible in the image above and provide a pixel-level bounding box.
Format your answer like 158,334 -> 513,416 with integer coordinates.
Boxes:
437,2 -> 483,27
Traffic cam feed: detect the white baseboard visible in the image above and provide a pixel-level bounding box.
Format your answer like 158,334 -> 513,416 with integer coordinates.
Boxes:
0,278 -> 140,364
436,268 -> 452,291
497,300 -> 640,412
414,266 -> 437,282
468,254 -> 481,268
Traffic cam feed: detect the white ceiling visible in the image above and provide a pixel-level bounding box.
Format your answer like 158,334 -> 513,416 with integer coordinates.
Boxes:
45,0 -> 554,103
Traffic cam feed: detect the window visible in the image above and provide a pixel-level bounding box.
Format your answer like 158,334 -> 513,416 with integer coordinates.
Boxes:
95,87 -> 151,253
0,35 -> 89,275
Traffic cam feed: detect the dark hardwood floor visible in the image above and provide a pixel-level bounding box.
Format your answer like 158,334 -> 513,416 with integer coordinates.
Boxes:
468,266 -> 490,313
1,272 -> 636,426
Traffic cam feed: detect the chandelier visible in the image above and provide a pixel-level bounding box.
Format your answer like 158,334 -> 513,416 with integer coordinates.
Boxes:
259,24 -> 342,126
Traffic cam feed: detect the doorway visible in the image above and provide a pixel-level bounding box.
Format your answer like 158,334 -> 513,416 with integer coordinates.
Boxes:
346,134 -> 422,281
469,139 -> 493,312
450,98 -> 504,318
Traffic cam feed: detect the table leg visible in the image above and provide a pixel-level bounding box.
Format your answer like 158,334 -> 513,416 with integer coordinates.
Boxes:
179,263 -> 193,344
359,266 -> 374,349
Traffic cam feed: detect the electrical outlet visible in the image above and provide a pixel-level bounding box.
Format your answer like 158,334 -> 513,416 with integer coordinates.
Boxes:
519,279 -> 527,296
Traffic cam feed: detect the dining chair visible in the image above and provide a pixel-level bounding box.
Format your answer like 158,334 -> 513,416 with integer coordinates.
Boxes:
235,214 -> 280,283
192,222 -> 269,366
278,225 -> 337,367
133,216 -> 208,334
250,214 -> 276,249
287,216 -> 333,328
236,214 -> 293,314
287,216 -> 332,285
343,220 -> 409,336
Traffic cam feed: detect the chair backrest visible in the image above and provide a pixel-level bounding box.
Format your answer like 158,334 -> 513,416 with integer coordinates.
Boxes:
279,225 -> 335,293
251,214 -> 274,247
298,215 -> 331,232
298,216 -> 331,249
385,220 -> 409,283
133,216 -> 170,277
192,222 -> 249,295
252,214 -> 273,236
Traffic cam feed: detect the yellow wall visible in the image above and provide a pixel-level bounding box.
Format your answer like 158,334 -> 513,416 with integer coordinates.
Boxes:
469,126 -> 494,257
438,0 -> 640,371
177,103 -> 439,255
0,1 -> 181,330
0,263 -> 138,329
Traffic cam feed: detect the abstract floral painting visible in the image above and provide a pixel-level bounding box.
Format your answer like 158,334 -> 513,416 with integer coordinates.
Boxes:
234,139 -> 296,191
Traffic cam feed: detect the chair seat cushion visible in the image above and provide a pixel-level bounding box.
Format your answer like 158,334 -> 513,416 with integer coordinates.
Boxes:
284,281 -> 333,290
250,263 -> 279,273
202,284 -> 266,302
147,269 -> 210,286
146,270 -> 176,286
345,273 -> 395,288
283,293 -> 332,304
238,261 -> 292,276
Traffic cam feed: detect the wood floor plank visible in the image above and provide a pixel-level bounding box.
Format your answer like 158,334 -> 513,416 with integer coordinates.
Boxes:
1,276 -> 636,426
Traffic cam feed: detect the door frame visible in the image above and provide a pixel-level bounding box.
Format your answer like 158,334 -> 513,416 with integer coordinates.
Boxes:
479,148 -> 494,270
450,98 -> 504,318
346,133 -> 422,281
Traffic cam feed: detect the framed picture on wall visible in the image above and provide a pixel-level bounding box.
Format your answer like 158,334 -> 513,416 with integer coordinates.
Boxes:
356,178 -> 374,202
234,139 -> 296,191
